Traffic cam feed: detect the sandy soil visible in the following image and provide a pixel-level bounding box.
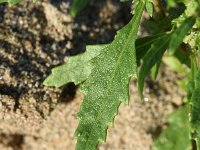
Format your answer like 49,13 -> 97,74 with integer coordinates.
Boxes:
0,0 -> 185,150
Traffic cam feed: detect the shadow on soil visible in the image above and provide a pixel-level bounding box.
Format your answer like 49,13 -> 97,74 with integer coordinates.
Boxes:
0,0 -> 132,115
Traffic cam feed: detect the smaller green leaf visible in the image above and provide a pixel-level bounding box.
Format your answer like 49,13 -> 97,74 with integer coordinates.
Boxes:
136,32 -> 168,60
138,33 -> 171,99
146,1 -> 153,17
169,16 -> 196,54
70,0 -> 90,17
153,105 -> 191,150
138,16 -> 196,99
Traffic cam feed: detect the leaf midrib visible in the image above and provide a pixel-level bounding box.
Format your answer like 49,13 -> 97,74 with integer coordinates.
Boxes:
79,3 -> 145,149
104,2 -> 145,97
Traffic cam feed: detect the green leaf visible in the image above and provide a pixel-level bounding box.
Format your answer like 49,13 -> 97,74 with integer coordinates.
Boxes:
136,32 -> 168,60
75,2 -> 145,149
43,45 -> 107,87
153,105 -> 191,150
190,69 -> 200,150
70,0 -> 90,17
138,33 -> 171,99
169,16 -> 196,54
138,16 -> 196,99
146,1 -> 153,17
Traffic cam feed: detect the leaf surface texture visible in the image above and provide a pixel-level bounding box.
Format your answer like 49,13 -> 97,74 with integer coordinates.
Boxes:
75,2 -> 145,149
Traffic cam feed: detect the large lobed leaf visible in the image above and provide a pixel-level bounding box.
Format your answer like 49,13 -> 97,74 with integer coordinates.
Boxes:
75,2 -> 145,149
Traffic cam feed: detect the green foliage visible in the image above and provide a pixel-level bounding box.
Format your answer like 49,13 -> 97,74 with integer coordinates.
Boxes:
153,105 -> 192,150
138,33 -> 171,98
138,16 -> 195,99
135,32 -> 168,60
